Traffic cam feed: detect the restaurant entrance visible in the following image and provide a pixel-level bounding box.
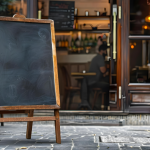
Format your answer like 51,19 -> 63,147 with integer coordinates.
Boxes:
0,0 -> 125,113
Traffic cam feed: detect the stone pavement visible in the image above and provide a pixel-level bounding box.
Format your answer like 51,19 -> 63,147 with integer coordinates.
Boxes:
1,124 -> 150,150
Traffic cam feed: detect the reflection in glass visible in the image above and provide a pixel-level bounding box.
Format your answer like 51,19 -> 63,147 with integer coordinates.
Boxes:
130,40 -> 150,83
0,0 -> 27,17
130,0 -> 150,35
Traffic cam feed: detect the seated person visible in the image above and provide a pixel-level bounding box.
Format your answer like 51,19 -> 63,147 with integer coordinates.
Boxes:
88,44 -> 110,110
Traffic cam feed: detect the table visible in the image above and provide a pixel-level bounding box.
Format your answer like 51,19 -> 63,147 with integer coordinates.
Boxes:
71,72 -> 96,110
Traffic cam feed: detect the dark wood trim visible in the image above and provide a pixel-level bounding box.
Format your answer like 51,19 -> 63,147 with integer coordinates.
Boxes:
129,35 -> 150,39
122,0 -> 150,113
131,103 -> 150,106
122,0 -> 130,112
129,106 -> 150,113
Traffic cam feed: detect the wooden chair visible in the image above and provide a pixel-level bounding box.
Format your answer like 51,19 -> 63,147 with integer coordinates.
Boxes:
60,66 -> 80,110
91,88 -> 106,110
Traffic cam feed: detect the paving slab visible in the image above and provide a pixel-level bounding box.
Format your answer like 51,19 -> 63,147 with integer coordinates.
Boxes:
1,124 -> 150,149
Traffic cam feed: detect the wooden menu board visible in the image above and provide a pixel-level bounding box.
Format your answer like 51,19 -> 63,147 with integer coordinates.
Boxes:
0,14 -> 61,144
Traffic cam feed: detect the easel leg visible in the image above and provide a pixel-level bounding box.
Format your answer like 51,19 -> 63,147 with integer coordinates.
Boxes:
54,109 -> 61,144
26,110 -> 34,139
1,114 -> 4,126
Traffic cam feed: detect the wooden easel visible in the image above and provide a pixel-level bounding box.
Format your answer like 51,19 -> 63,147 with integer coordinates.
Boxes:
0,14 -> 61,144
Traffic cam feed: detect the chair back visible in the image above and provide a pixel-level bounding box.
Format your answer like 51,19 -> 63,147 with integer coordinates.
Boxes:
60,66 -> 71,87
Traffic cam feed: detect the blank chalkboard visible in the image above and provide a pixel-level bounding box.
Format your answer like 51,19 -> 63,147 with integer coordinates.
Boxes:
0,18 -> 59,107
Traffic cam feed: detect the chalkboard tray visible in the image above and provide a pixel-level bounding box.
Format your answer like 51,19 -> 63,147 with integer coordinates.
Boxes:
0,16 -> 60,110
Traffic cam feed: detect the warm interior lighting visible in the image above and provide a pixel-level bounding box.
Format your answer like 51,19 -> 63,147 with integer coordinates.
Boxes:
134,43 -> 136,46
143,25 -> 148,29
145,15 -> 150,22
145,26 -> 148,29
131,45 -> 134,49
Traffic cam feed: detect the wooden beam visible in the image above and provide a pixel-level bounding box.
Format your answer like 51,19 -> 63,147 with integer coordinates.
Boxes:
0,116 -> 56,122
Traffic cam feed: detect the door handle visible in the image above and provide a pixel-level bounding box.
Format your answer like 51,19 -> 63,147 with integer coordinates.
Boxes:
113,5 -> 117,60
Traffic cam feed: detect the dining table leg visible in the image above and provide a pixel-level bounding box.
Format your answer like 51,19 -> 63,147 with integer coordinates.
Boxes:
78,77 -> 92,110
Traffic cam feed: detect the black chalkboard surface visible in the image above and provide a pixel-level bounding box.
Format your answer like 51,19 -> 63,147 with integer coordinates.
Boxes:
49,1 -> 74,30
0,21 -> 56,106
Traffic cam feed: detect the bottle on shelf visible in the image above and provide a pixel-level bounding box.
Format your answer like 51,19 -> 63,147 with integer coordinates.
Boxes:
75,33 -> 80,47
85,10 -> 89,16
74,8 -> 78,16
61,36 -> 65,47
102,8 -> 107,16
65,36 -> 69,47
75,19 -> 78,29
81,34 -> 84,48
89,34 -> 93,46
94,34 -> 97,47
84,34 -> 88,47
71,34 -> 75,48
56,37 -> 59,47
59,36 -> 62,47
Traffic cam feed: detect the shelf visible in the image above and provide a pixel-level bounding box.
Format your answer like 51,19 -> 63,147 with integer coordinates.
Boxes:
74,15 -> 110,19
42,16 -> 110,19
55,29 -> 110,33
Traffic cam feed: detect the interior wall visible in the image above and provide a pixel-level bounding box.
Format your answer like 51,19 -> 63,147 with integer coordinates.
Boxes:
38,0 -> 110,16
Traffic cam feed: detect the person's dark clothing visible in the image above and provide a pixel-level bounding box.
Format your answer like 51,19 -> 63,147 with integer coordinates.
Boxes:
81,53 -> 110,109
88,54 -> 105,85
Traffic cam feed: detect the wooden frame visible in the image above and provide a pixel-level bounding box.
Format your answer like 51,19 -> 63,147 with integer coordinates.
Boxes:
122,0 -> 150,113
0,15 -> 61,144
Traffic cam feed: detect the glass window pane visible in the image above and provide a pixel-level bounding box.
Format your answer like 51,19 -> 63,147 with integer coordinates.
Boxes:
130,39 -> 150,83
130,0 -> 150,35
0,0 -> 27,17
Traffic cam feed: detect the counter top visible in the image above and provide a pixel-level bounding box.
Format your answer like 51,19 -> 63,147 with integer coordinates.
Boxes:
57,54 -> 97,63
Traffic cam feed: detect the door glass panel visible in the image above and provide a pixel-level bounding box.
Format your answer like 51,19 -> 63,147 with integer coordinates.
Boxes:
130,0 -> 150,35
132,94 -> 150,103
130,39 -> 150,83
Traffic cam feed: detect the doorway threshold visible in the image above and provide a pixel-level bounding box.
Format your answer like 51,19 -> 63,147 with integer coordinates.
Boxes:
59,111 -> 128,116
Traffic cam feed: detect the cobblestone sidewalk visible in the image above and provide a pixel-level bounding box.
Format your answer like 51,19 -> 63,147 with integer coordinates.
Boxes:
1,124 -> 150,150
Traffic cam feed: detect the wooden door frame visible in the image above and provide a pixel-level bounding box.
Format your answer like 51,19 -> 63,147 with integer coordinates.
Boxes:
122,0 -> 150,113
